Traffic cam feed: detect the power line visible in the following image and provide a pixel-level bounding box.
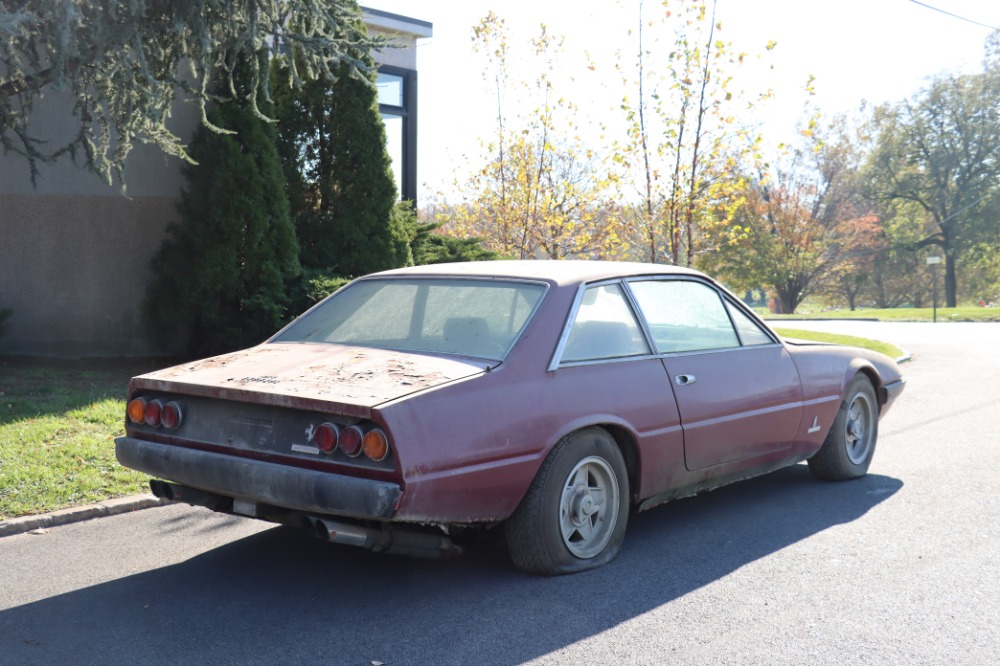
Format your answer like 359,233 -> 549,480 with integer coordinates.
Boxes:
907,1 -> 1000,31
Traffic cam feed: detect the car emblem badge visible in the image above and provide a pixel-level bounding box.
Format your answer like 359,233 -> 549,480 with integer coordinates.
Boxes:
807,416 -> 821,434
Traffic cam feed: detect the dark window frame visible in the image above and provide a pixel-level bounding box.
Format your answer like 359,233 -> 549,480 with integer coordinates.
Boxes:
377,65 -> 418,205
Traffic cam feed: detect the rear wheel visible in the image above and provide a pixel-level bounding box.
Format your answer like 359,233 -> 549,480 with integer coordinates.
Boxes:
808,375 -> 878,480
505,427 -> 629,575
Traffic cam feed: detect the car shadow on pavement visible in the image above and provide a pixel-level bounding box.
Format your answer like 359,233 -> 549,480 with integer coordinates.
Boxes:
0,464 -> 901,665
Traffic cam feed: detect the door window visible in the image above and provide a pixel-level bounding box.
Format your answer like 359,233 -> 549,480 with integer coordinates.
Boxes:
726,300 -> 774,346
629,280 -> 739,353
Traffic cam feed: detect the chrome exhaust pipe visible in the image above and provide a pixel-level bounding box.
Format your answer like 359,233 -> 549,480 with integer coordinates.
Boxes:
149,479 -> 174,500
313,518 -> 390,550
311,518 -> 460,558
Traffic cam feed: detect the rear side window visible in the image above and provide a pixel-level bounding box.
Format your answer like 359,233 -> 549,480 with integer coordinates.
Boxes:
629,280 -> 739,353
561,283 -> 650,363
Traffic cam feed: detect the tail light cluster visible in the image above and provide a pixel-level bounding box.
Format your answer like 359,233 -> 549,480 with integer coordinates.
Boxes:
312,421 -> 390,462
127,397 -> 183,430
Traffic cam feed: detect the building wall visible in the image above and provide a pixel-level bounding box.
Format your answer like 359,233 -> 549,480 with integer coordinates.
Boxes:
0,12 -> 430,358
0,193 -> 176,356
0,89 -> 196,357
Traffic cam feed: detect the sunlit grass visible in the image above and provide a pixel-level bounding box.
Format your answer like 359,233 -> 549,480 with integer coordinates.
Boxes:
766,306 -> 1000,322
0,361 -> 156,520
774,328 -> 905,360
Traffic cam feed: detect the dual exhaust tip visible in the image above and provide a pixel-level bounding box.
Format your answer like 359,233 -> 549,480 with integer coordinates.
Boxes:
307,516 -> 460,559
149,479 -> 459,558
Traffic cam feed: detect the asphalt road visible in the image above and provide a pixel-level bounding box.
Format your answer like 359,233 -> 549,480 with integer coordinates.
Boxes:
1,322 -> 997,665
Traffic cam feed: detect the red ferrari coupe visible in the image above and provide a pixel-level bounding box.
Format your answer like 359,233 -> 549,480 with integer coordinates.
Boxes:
116,261 -> 904,574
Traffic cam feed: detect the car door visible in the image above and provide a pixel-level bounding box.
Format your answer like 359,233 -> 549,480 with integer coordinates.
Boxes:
627,278 -> 804,471
552,281 -> 688,498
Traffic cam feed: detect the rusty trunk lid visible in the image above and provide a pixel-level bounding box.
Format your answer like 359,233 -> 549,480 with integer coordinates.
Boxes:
130,343 -> 490,418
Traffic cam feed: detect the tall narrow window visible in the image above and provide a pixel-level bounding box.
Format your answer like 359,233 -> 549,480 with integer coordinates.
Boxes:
377,67 -> 417,204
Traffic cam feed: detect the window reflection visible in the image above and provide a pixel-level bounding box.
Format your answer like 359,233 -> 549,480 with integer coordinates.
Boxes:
629,280 -> 739,353
377,73 -> 404,107
383,114 -> 403,195
561,284 -> 650,363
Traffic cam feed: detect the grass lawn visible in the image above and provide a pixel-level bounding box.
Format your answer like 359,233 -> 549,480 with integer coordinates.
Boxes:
0,358 -> 165,520
766,306 -> 1000,322
773,328 -> 905,360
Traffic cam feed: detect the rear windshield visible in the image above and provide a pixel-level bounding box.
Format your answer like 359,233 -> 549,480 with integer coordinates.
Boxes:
272,278 -> 547,360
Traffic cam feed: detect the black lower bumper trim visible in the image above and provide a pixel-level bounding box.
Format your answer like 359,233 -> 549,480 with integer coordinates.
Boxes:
116,437 -> 401,520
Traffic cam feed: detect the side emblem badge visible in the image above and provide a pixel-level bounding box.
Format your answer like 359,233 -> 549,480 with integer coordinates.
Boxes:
807,416 -> 821,434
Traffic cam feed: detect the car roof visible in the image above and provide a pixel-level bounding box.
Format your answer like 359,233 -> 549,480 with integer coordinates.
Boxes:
370,260 -> 705,287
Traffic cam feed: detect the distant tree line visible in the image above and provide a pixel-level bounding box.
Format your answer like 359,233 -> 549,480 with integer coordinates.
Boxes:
438,3 -> 1000,313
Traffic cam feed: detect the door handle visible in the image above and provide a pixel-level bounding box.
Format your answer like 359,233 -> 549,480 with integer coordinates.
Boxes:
674,374 -> 696,386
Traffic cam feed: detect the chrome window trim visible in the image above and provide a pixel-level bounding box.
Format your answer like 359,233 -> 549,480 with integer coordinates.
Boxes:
655,342 -> 783,359
547,278 -> 653,372
556,353 -> 662,369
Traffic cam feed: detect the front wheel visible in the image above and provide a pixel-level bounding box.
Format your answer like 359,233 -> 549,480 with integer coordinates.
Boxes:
505,427 -> 629,575
808,375 -> 879,480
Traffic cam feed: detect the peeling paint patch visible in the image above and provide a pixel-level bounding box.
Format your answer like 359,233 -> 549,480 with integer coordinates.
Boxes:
132,343 -> 488,411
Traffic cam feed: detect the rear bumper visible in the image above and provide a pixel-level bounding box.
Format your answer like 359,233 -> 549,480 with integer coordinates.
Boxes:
115,437 -> 401,520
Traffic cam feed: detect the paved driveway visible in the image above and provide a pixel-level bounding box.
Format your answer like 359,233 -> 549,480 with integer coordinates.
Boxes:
1,322 -> 997,665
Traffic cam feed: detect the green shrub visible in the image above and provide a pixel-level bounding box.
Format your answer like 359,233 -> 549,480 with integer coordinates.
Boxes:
391,201 -> 499,266
272,10 -> 404,277
143,56 -> 300,358
414,233 -> 501,265
285,269 -> 352,314
302,272 -> 352,303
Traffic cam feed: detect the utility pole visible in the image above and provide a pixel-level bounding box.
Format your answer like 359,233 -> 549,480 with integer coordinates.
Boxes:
927,255 -> 941,323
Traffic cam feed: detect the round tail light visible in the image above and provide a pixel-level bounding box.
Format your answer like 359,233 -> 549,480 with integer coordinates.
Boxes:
144,399 -> 163,426
362,429 -> 390,461
314,422 -> 340,453
339,425 -> 364,457
161,401 -> 183,430
127,398 -> 147,424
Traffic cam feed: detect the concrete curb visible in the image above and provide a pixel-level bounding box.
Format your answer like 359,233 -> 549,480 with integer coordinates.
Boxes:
0,494 -> 171,538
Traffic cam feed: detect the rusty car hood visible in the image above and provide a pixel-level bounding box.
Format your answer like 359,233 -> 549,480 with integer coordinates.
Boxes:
129,343 -> 490,417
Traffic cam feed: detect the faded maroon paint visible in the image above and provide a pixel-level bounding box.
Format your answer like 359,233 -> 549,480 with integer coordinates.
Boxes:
378,358 -> 686,523
784,340 -> 904,418
130,343 -> 489,419
118,260 -> 906,529
663,345 -> 804,471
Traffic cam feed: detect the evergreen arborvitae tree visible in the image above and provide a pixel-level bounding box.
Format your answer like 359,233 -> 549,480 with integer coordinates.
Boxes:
272,14 -> 402,277
144,60 -> 299,358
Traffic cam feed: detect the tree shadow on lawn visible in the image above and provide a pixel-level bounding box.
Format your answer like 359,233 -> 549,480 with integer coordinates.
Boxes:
0,465 -> 902,665
0,356 -> 173,425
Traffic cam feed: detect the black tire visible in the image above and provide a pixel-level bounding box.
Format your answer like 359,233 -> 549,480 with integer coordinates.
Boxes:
808,374 -> 879,480
505,427 -> 630,575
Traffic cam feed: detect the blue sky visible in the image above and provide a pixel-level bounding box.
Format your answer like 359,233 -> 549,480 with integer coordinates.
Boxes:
365,0 -> 1000,202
